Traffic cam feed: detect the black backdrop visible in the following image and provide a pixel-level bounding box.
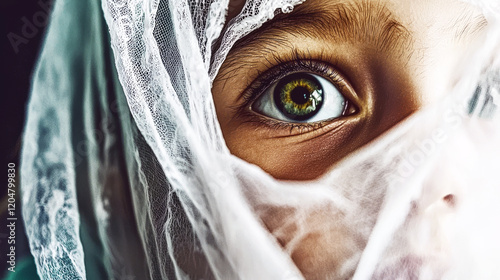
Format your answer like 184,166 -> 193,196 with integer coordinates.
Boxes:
1,1 -> 53,278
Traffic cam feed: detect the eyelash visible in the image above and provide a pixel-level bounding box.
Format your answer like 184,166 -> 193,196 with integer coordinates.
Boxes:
237,51 -> 348,133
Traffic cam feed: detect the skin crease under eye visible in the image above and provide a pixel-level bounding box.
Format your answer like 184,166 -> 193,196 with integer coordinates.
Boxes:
211,0 -> 487,279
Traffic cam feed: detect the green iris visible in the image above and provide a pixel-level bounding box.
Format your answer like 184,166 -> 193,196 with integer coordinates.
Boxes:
274,73 -> 324,121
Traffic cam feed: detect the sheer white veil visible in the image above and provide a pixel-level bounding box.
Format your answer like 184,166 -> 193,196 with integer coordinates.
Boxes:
21,0 -> 500,279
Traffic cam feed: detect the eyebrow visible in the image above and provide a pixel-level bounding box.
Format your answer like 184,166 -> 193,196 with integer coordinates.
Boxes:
228,1 -> 414,57
453,12 -> 488,42
221,1 -> 488,70
214,1 -> 415,85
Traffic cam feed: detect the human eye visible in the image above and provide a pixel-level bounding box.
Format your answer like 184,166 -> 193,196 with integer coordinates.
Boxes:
243,58 -> 358,131
253,72 -> 349,122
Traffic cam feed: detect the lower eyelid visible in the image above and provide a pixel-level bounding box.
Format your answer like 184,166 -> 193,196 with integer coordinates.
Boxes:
239,108 -> 354,138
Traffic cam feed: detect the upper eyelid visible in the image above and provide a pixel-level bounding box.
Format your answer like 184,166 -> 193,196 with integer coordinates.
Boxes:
240,57 -> 345,110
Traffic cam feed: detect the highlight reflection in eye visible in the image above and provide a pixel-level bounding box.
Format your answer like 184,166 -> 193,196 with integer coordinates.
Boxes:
252,72 -> 350,123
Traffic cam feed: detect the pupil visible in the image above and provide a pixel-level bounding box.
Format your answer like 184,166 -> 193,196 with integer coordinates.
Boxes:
290,86 -> 310,105
273,73 -> 324,121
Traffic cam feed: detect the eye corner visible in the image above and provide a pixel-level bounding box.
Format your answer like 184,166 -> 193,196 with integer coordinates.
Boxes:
343,100 -> 359,117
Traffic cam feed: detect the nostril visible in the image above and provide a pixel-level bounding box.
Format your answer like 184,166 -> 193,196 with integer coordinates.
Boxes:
443,194 -> 456,207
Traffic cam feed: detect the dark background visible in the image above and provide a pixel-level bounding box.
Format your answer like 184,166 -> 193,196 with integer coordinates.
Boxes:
1,0 -> 53,278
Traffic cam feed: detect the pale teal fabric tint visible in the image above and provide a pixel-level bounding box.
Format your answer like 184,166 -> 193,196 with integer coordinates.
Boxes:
21,0 -> 149,278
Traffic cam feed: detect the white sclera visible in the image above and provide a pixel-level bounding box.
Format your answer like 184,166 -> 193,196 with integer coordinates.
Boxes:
252,73 -> 346,123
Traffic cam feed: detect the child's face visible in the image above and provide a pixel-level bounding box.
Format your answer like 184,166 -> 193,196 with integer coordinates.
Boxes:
212,0 -> 486,180
212,0 -> 486,277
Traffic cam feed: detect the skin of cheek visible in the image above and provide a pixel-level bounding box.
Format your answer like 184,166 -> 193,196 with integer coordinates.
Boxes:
256,203 -> 365,280
222,120 -> 360,180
